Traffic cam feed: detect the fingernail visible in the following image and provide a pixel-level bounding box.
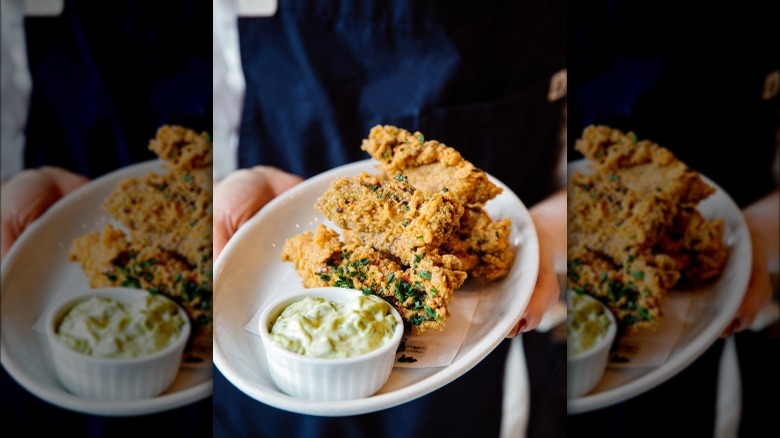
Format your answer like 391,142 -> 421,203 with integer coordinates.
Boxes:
517,318 -> 528,333
507,319 -> 527,338
722,318 -> 739,337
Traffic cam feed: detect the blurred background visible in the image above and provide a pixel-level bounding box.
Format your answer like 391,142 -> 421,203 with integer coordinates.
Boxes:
567,1 -> 779,436
1,1 -> 212,436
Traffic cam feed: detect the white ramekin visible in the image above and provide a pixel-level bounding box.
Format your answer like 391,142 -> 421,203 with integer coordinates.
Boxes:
259,287 -> 404,401
567,291 -> 617,398
45,287 -> 190,401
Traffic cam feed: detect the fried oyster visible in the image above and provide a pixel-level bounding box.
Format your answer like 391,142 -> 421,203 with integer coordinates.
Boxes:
567,125 -> 727,333
68,125 -> 213,342
316,172 -> 463,266
361,125 -> 514,281
361,124 -> 502,207
283,125 -> 516,334
281,225 -> 466,334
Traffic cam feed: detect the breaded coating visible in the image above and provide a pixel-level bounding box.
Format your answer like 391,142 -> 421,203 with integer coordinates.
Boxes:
568,170 -> 677,262
281,225 -> 467,334
68,225 -> 212,340
442,207 -> 515,282
283,125 -> 516,335
361,125 -> 503,207
102,128 -> 212,267
568,125 -> 727,333
656,206 -> 728,282
148,125 -> 213,172
567,246 -> 680,332
68,125 -> 213,342
575,125 -> 715,204
316,172 -> 463,265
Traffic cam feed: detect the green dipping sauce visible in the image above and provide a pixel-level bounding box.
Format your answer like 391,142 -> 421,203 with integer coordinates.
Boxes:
57,295 -> 185,359
269,295 -> 397,358
568,293 -> 612,356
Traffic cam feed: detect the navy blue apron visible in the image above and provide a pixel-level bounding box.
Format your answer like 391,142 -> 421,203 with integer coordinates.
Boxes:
219,1 -> 566,437
22,0 -> 212,179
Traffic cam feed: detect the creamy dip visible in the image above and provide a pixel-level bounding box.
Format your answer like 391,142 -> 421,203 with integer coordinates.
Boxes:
269,295 -> 397,358
568,293 -> 612,356
57,295 -> 186,359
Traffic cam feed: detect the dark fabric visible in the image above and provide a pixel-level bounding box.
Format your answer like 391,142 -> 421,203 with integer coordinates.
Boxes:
568,340 -> 725,438
1,367 -> 212,437
3,1 -> 212,434
215,340 -> 510,438
222,0 -> 566,437
22,0 -> 212,179
734,324 -> 780,437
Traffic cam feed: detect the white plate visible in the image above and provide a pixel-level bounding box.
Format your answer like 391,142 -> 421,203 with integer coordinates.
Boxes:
213,159 -> 539,416
1,160 -> 213,416
566,159 -> 751,414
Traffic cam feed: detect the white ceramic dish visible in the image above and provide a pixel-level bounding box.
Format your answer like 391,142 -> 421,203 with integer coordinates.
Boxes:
213,159 -> 539,417
1,160 -> 212,416
566,159 -> 751,414
566,291 -> 617,398
45,287 -> 191,401
259,288 -> 404,401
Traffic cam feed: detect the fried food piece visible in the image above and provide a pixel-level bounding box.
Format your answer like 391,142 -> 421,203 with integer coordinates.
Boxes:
568,125 -> 728,333
568,245 -> 680,333
281,225 -> 467,334
361,125 -> 502,207
102,127 -> 212,267
69,125 -> 213,343
575,125 -> 715,204
568,170 -> 677,261
442,207 -> 515,281
655,205 -> 728,282
316,172 -> 463,265
148,125 -> 213,172
68,225 -> 212,339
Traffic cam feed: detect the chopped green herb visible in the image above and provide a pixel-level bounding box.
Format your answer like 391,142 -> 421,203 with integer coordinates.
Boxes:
183,173 -> 194,182
631,271 -> 645,280
395,173 -> 407,181
319,274 -> 331,282
419,270 -> 432,280
609,173 -> 620,182
442,187 -> 449,193
417,134 -> 424,143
